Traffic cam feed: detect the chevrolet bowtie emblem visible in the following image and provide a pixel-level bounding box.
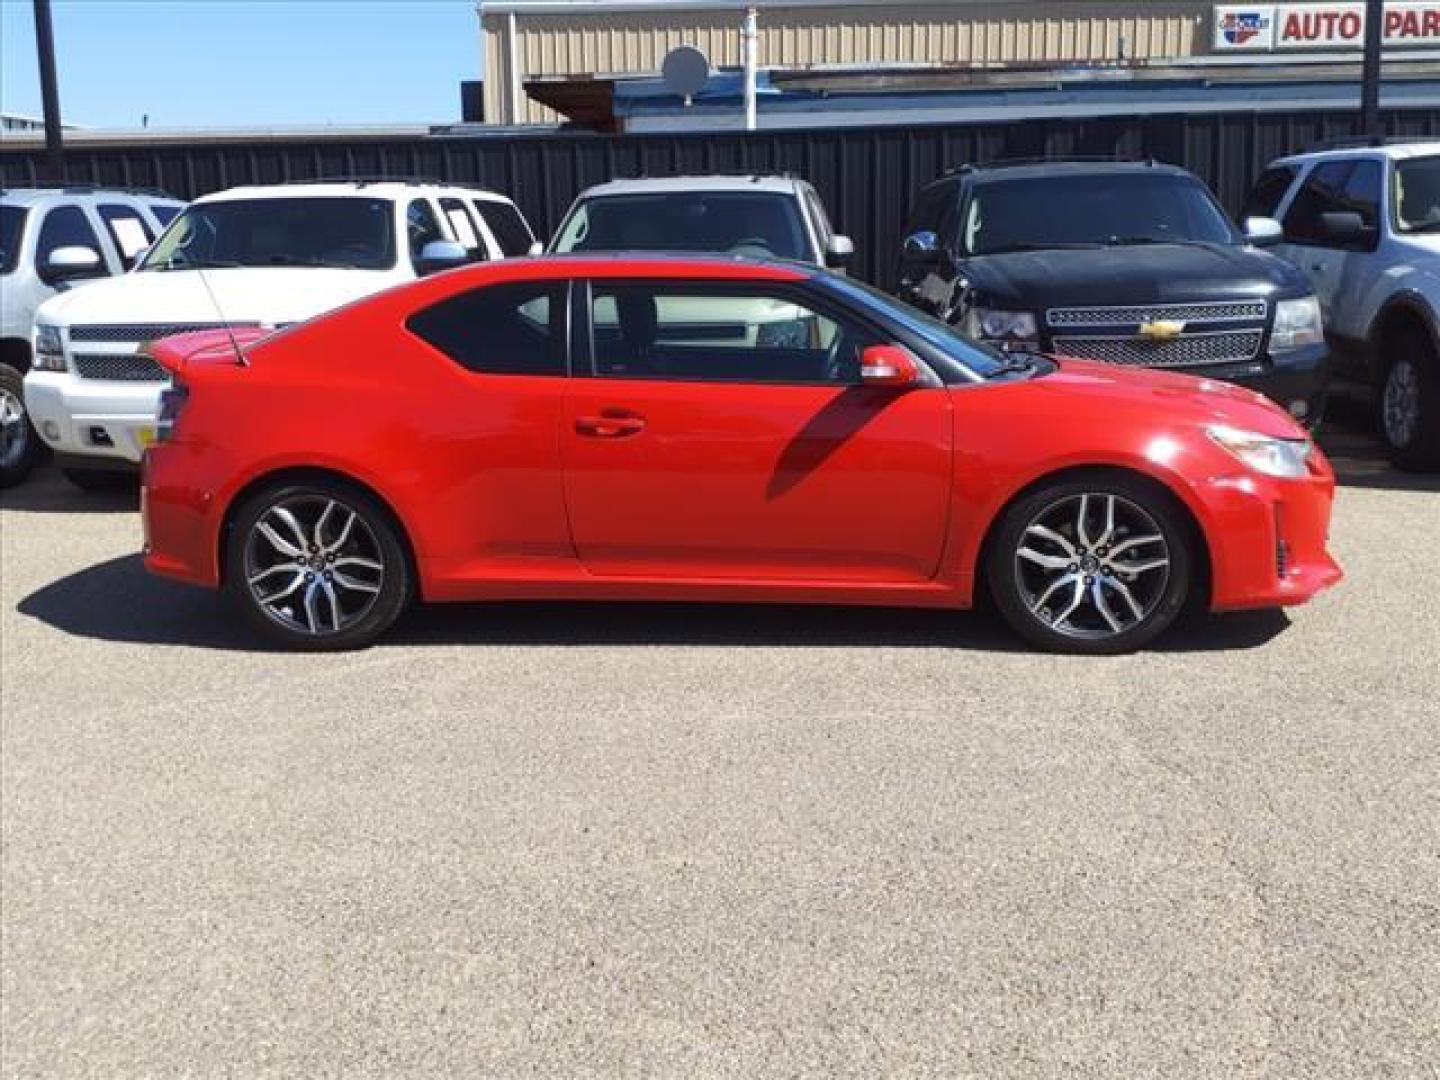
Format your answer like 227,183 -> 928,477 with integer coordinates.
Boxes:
1138,320 -> 1186,342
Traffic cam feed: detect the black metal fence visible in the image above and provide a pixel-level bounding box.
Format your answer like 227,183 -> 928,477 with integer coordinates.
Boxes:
4,107 -> 1437,288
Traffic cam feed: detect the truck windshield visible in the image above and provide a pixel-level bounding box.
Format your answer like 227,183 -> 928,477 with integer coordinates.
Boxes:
551,192 -> 809,261
0,206 -> 26,275
964,172 -> 1239,255
1394,156 -> 1440,234
140,197 -> 397,271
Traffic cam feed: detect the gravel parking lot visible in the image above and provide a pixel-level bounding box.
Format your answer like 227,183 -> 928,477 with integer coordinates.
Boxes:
2,416 -> 1437,1078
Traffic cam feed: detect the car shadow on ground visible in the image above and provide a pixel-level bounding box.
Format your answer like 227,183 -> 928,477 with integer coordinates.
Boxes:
18,553 -> 1291,656
0,466 -> 139,514
1320,404 -> 1440,493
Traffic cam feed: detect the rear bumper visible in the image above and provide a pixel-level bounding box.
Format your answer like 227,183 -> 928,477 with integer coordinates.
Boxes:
23,370 -> 164,464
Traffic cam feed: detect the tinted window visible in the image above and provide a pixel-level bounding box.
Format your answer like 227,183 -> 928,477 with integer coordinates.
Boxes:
590,282 -> 878,385
963,172 -> 1237,254
553,193 -> 809,261
439,197 -> 484,258
904,180 -> 956,236
37,205 -> 103,263
1340,160 -> 1382,230
0,205 -> 26,274
98,203 -> 155,269
142,198 -> 396,270
406,199 -> 444,265
407,281 -> 566,376
1241,166 -> 1297,220
149,203 -> 181,227
472,199 -> 535,257
1394,155 -> 1440,234
1283,161 -> 1354,245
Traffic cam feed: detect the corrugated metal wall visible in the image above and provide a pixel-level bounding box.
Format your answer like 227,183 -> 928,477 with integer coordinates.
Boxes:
485,2 -> 1210,124
4,107 -> 1435,289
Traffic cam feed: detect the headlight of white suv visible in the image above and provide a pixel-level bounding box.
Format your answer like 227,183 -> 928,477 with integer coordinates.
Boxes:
965,308 -> 1039,349
1208,424 -> 1313,479
1271,296 -> 1323,353
32,324 -> 65,371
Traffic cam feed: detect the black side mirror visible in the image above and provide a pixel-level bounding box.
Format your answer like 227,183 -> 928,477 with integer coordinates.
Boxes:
41,245 -> 105,285
903,230 -> 943,267
1319,211 -> 1370,245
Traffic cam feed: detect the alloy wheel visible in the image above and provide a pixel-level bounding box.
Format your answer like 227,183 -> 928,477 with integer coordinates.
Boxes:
243,495 -> 386,636
1383,358 -> 1421,450
1014,492 -> 1172,641
0,387 -> 28,471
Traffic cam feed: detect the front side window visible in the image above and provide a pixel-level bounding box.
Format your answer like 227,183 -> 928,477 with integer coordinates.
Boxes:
1283,161 -> 1354,245
149,203 -> 182,227
98,203 -> 155,269
0,205 -> 26,274
406,280 -> 566,376
963,172 -> 1238,254
405,199 -> 445,266
553,193 -> 809,261
589,282 -> 877,384
1241,166 -> 1298,220
472,199 -> 535,257
142,197 -> 396,270
37,204 -> 103,261
1394,155 -> 1440,234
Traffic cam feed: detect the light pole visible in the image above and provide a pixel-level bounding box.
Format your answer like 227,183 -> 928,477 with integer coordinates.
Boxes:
1359,0 -> 1385,139
33,0 -> 65,182
742,6 -> 758,132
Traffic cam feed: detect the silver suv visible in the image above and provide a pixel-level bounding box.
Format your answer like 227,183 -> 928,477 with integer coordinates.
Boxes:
1244,141 -> 1440,470
548,175 -> 854,269
0,185 -> 185,487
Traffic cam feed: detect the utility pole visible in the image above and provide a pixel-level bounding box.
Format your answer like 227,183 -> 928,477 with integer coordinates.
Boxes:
1358,0 -> 1385,140
33,0 -> 65,182
742,6 -> 758,132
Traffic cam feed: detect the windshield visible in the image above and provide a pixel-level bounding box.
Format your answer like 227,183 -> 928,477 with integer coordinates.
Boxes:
964,172 -> 1239,255
1394,156 -> 1440,234
814,273 -> 1012,379
0,205 -> 26,275
552,192 -> 810,261
140,197 -> 396,271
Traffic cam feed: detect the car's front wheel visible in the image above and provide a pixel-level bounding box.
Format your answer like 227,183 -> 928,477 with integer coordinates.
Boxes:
1379,328 -> 1440,472
986,475 -> 1194,655
0,365 -> 41,489
226,479 -> 411,650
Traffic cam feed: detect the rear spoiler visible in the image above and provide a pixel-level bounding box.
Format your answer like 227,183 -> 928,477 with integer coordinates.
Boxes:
145,326 -> 275,375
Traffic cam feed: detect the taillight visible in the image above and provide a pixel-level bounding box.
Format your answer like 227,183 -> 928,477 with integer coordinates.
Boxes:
156,383 -> 189,443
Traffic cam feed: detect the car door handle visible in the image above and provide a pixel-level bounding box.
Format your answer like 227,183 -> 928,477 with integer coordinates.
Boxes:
575,411 -> 646,438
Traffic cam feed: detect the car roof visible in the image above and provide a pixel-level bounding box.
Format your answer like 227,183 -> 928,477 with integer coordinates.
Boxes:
964,160 -> 1195,184
193,182 -> 515,205
0,186 -> 182,207
476,251 -> 816,280
1276,139 -> 1440,166
574,175 -> 804,199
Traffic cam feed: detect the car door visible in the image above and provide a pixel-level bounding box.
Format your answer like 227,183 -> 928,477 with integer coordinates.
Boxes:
562,277 -> 953,583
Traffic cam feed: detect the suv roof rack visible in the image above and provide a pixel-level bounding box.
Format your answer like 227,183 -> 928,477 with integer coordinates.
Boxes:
285,175 -> 444,187
945,156 -> 1160,176
1302,135 -> 1437,153
0,181 -> 177,198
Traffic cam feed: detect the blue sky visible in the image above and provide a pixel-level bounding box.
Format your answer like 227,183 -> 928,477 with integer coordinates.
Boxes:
0,0 -> 482,128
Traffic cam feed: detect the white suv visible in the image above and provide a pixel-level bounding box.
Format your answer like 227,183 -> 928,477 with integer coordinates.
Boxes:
1244,141 -> 1440,470
549,175 -> 854,269
1,186 -> 184,487
23,179 -> 537,489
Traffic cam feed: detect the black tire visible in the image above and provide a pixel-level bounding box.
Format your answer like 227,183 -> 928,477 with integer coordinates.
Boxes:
225,478 -> 411,651
1378,327 -> 1440,473
61,467 -> 137,493
985,473 -> 1194,655
0,364 -> 41,490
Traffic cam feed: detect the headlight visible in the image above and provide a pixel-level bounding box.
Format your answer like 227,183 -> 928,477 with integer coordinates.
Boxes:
966,308 -> 1039,348
1208,424 -> 1313,478
1271,296 -> 1323,353
32,324 -> 65,371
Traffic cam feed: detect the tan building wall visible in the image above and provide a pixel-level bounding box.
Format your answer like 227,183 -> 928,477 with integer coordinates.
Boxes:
481,1 -> 1211,124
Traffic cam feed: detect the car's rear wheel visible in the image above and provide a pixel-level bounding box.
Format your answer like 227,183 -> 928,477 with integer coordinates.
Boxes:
1378,328 -> 1440,472
226,479 -> 411,651
0,365 -> 41,489
986,475 -> 1194,655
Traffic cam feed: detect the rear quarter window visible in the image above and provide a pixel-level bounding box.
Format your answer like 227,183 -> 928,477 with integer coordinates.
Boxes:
406,280 -> 566,375
471,199 -> 535,257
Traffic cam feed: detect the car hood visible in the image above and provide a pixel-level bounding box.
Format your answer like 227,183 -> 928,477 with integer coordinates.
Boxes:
34,266 -> 400,327
1029,357 -> 1307,440
964,243 -> 1310,309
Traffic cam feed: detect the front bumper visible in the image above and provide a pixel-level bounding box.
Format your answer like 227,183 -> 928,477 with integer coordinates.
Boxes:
1203,342 -> 1330,428
23,370 -> 164,465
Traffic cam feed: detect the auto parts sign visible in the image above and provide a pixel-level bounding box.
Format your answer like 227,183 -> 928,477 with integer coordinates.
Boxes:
1213,3 -> 1440,49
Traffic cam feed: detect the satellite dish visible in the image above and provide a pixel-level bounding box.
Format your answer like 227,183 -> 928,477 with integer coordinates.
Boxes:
662,45 -> 711,102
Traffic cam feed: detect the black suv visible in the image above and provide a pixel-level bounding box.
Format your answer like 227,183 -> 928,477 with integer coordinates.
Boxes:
895,160 -> 1329,424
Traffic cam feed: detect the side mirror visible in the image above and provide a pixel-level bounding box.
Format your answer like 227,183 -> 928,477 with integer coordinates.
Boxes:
1320,211 -> 1370,245
859,344 -> 922,388
527,240 -> 544,257
416,239 -> 469,276
824,235 -> 855,270
1243,216 -> 1283,247
902,230 -> 942,267
42,245 -> 105,283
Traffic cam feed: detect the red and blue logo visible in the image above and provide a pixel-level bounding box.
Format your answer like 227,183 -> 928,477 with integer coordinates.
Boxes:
1220,11 -> 1270,44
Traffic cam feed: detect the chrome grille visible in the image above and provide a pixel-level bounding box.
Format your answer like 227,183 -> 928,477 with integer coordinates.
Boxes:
1047,302 -> 1268,328
73,353 -> 170,382
1051,331 -> 1265,368
68,322 -> 258,343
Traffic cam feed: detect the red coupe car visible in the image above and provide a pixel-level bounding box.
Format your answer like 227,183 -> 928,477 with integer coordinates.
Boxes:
140,255 -> 1341,653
